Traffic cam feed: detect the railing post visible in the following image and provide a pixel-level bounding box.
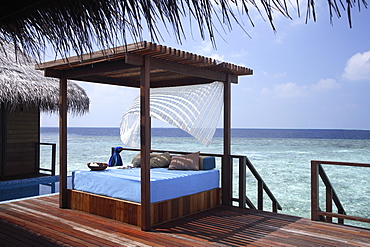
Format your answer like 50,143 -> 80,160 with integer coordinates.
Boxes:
35,143 -> 40,174
272,201 -> 278,213
311,161 -> 320,221
258,180 -> 263,210
239,156 -> 246,208
338,209 -> 345,224
326,187 -> 333,223
51,144 -> 56,176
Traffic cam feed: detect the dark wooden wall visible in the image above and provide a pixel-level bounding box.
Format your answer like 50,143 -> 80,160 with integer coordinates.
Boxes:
0,104 -> 5,177
0,106 -> 40,179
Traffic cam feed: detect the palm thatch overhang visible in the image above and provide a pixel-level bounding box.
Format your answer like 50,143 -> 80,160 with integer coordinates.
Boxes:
37,41 -> 253,231
0,43 -> 90,115
0,0 -> 367,59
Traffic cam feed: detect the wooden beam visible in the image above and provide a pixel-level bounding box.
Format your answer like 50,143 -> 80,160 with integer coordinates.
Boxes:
71,76 -> 214,88
222,75 -> 232,206
125,52 -> 144,66
125,53 -> 238,83
65,75 -> 140,88
150,78 -> 215,88
140,55 -> 151,231
59,78 -> 68,208
150,56 -> 238,83
36,42 -> 146,70
317,211 -> 370,224
311,160 -> 370,168
44,61 -> 137,79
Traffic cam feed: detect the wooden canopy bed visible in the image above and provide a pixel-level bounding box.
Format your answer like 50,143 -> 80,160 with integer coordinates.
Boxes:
69,154 -> 220,226
37,41 -> 253,230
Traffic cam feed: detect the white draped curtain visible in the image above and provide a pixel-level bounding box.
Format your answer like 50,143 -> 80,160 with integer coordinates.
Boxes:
120,81 -> 224,147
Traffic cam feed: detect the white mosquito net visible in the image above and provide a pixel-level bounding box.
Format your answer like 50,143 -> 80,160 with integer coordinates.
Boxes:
120,81 -> 224,147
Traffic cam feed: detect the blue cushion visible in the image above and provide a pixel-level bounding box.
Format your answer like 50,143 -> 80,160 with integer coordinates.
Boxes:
199,156 -> 216,170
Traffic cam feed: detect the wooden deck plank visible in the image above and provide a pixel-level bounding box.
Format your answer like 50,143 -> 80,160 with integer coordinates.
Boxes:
1,195 -> 370,246
0,218 -> 62,247
0,201 -> 171,247
0,196 -> 207,247
8,201 -> 130,246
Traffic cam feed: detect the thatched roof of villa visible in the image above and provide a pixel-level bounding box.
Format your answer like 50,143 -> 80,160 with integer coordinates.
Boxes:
0,42 -> 90,115
0,1 -> 366,59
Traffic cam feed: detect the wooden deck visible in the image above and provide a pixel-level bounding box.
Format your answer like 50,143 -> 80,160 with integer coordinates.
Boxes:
1,195 -> 370,246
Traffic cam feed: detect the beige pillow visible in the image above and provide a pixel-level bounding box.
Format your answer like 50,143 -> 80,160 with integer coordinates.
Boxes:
168,152 -> 200,170
150,152 -> 171,168
132,152 -> 160,167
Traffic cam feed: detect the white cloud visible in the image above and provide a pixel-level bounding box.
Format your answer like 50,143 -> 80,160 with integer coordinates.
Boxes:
289,17 -> 306,27
311,78 -> 340,91
342,50 -> 370,81
210,53 -> 225,62
261,82 -> 308,98
261,78 -> 340,98
231,49 -> 250,58
259,71 -> 286,78
194,41 -> 225,62
274,32 -> 287,44
195,41 -> 213,54
273,72 -> 287,79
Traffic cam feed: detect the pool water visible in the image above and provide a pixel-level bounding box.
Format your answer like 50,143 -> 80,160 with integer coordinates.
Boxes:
0,176 -> 72,203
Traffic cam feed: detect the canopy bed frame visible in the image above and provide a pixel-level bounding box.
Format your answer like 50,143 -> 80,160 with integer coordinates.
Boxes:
37,41 -> 253,230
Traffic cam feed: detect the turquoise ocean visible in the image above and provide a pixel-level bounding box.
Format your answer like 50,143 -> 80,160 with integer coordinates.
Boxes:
40,127 -> 370,229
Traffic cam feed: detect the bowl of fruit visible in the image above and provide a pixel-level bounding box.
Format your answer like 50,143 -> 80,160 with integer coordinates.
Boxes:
87,162 -> 108,171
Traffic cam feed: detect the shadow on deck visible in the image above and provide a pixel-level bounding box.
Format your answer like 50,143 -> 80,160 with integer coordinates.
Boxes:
154,206 -> 370,246
154,206 -> 302,246
1,195 -> 370,246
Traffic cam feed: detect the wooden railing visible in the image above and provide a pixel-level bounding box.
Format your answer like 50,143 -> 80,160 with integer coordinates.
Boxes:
119,148 -> 282,213
36,143 -> 56,176
232,155 -> 282,212
311,160 -> 370,225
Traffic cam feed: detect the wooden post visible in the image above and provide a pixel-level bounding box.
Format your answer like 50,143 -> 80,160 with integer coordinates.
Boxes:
311,161 -> 320,220
140,55 -> 151,231
239,156 -> 247,208
222,75 -> 232,206
59,78 -> 68,208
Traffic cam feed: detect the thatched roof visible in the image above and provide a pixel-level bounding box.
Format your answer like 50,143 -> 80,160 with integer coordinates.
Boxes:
0,1 -> 367,59
0,42 -> 90,115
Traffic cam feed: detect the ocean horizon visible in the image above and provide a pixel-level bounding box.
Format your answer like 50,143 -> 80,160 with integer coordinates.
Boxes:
40,127 -> 370,229
41,126 -> 370,139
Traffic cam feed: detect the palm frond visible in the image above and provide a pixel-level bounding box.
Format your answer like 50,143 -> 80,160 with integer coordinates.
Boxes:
0,0 -> 367,59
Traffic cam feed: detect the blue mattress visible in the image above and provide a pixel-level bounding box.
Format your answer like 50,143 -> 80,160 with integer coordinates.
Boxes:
72,168 -> 220,203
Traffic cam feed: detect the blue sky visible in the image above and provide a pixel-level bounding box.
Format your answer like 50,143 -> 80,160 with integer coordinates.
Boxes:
41,3 -> 370,130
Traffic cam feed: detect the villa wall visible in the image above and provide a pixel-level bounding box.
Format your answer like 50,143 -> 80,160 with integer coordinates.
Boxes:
0,106 -> 40,179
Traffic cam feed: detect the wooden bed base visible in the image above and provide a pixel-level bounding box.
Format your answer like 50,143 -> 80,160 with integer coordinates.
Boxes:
67,188 -> 221,227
